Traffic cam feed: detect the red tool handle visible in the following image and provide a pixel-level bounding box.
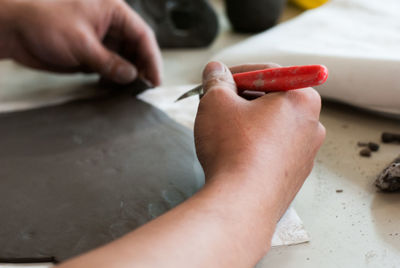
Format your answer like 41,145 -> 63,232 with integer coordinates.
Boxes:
233,65 -> 328,92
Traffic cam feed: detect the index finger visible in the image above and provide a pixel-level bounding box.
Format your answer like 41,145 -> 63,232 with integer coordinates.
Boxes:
115,1 -> 163,86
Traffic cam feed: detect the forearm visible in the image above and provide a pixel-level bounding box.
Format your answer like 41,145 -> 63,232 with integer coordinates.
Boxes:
0,0 -> 19,59
57,171 -> 281,268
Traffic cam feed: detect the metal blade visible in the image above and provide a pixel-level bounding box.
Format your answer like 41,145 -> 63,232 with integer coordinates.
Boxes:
175,84 -> 203,102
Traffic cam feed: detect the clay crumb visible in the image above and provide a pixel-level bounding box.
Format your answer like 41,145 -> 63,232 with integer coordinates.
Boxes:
360,148 -> 371,157
358,141 -> 379,152
336,189 -> 343,193
375,155 -> 400,192
368,142 -> 380,152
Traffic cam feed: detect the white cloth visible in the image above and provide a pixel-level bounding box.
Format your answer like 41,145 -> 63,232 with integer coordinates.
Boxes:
214,0 -> 400,116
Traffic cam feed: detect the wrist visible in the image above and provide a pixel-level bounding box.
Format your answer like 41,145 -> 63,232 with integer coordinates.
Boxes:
196,171 -> 280,257
204,170 -> 282,226
0,0 -> 21,59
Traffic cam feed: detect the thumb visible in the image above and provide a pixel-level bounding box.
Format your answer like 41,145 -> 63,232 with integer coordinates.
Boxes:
202,61 -> 237,96
80,35 -> 138,84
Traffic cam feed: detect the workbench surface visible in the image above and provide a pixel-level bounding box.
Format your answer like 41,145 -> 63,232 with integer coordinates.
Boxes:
1,1 -> 400,267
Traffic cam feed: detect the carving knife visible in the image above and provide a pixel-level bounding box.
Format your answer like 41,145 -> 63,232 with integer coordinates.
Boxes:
176,65 -> 329,102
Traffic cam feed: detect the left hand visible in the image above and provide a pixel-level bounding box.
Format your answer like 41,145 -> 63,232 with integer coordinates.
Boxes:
2,0 -> 162,85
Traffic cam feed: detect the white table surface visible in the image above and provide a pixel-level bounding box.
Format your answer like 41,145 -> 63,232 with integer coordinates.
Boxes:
1,1 -> 400,267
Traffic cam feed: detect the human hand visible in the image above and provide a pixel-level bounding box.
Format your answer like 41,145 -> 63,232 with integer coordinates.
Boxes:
52,62 -> 325,268
194,61 -> 325,220
1,0 -> 162,85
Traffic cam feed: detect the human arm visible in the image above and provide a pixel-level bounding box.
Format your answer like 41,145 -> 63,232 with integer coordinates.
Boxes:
56,61 -> 325,268
0,0 -> 161,85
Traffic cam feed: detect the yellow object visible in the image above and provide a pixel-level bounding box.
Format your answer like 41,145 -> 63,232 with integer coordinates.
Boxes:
290,0 -> 329,9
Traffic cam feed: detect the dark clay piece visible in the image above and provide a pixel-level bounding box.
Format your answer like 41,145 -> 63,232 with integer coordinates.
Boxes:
360,148 -> 372,157
225,0 -> 287,33
382,132 -> 400,144
0,91 -> 204,261
126,0 -> 219,48
368,142 -> 380,152
375,156 -> 400,192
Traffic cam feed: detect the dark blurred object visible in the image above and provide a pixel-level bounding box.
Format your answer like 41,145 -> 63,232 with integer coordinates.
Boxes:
225,0 -> 287,33
99,77 -> 154,96
382,132 -> 400,144
127,0 -> 219,48
375,156 -> 400,192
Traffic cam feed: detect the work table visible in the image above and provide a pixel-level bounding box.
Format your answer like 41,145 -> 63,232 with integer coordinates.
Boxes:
1,1 -> 400,267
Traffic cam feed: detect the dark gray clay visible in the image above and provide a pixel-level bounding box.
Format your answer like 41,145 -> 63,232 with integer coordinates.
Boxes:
127,0 -> 219,48
0,91 -> 204,262
225,0 -> 287,33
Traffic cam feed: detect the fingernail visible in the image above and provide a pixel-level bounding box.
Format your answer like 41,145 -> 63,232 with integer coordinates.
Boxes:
138,74 -> 155,89
115,65 -> 137,84
141,77 -> 155,89
203,61 -> 226,81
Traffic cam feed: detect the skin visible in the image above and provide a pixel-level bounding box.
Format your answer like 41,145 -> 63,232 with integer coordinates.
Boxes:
56,62 -> 325,268
0,0 -> 326,267
0,0 -> 162,85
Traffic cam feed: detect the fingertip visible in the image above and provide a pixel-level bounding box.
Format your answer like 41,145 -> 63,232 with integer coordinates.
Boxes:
113,63 -> 138,84
140,67 -> 161,88
202,61 -> 237,96
150,68 -> 162,87
153,77 -> 162,87
202,61 -> 227,81
144,46 -> 163,87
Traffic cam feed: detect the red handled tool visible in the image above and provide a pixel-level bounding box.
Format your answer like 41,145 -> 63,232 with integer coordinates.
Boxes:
176,65 -> 329,101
